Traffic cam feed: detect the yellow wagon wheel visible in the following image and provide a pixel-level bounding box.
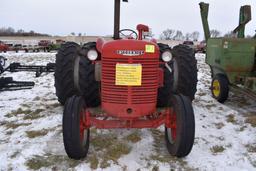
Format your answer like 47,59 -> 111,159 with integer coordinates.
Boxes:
211,74 -> 229,103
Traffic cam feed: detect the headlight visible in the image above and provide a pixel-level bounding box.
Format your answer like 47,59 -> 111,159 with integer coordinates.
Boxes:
161,50 -> 172,62
87,49 -> 98,61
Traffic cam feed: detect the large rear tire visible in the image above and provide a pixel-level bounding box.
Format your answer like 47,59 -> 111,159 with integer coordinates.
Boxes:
157,43 -> 172,107
157,44 -> 198,107
63,95 -> 90,160
172,44 -> 197,100
54,42 -> 100,107
165,94 -> 195,157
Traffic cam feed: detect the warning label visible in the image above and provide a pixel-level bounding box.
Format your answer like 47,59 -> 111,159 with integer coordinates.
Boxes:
145,44 -> 155,53
115,63 -> 142,86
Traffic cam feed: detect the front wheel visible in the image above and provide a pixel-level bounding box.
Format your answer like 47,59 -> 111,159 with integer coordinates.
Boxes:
211,74 -> 229,103
165,94 -> 195,157
63,95 -> 90,160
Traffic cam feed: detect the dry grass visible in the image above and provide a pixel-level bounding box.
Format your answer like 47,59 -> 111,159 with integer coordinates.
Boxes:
245,112 -> 256,127
4,107 -> 45,120
215,122 -> 225,129
210,145 -> 225,154
125,131 -> 141,143
10,151 -> 20,159
87,154 -> 99,170
245,144 -> 256,153
26,129 -> 49,138
226,114 -> 237,124
205,104 -> 216,110
5,108 -> 32,118
5,122 -> 31,129
26,154 -> 80,170
89,132 -> 131,169
23,109 -> 44,120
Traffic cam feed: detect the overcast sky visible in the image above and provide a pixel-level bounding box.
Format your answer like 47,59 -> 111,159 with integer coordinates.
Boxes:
1,0 -> 256,40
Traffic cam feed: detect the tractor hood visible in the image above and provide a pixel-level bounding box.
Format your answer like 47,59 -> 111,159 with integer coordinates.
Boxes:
96,38 -> 160,58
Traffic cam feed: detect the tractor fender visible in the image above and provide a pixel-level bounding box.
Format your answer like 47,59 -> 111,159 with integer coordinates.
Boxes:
96,38 -> 106,54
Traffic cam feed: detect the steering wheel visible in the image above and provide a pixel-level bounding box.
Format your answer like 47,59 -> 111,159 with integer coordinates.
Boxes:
119,29 -> 138,39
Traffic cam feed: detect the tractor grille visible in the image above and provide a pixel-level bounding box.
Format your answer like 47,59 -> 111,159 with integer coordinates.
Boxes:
101,57 -> 159,104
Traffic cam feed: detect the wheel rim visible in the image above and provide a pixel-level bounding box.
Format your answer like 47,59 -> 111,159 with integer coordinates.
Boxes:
212,80 -> 220,97
79,108 -> 87,147
167,108 -> 177,144
0,57 -> 5,67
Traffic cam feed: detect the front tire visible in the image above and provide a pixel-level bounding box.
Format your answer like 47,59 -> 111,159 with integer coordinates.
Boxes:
63,95 -> 90,160
165,94 -> 195,157
211,74 -> 229,103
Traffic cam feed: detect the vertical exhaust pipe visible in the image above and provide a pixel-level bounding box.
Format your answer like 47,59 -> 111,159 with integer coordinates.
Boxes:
114,0 -> 121,40
199,2 -> 211,41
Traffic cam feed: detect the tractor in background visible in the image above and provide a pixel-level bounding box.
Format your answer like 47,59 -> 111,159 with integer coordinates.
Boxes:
199,2 -> 256,103
54,0 -> 198,159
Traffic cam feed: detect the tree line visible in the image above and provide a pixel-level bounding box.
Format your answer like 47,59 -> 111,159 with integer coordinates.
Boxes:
160,29 -> 200,41
160,28 -> 255,41
0,27 -> 50,37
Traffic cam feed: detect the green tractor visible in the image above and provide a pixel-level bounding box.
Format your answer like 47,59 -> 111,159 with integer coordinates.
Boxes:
199,2 -> 256,103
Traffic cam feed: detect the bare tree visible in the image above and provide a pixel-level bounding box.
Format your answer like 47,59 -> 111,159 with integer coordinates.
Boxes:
191,31 -> 200,41
174,30 -> 184,41
210,29 -> 221,38
160,29 -> 175,40
185,33 -> 191,40
0,27 -> 50,36
224,31 -> 236,38
17,29 -> 24,33
70,32 -> 76,36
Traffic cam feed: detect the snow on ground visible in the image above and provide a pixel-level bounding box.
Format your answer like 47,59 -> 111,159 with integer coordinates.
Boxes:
0,52 -> 256,171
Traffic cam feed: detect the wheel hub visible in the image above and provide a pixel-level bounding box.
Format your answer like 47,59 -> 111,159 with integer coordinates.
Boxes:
167,108 -> 177,143
79,109 -> 88,146
212,80 -> 220,97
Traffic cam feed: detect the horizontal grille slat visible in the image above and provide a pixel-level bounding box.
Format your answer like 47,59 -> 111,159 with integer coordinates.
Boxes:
102,56 -> 158,105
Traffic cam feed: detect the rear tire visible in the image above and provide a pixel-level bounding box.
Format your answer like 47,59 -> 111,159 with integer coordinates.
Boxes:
54,42 -> 100,106
63,95 -> 90,160
211,74 -> 229,103
172,44 -> 198,100
157,44 -> 198,107
165,94 -> 195,157
157,43 -> 172,107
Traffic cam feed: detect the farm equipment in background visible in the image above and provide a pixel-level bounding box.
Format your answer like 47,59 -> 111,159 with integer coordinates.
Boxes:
199,2 -> 256,103
195,40 -> 206,53
0,41 -> 9,53
1,61 -> 55,77
38,40 -> 52,52
0,56 -> 35,91
55,0 -> 198,160
0,77 -> 35,91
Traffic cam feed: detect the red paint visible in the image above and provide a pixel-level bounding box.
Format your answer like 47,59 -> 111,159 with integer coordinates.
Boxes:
101,39 -> 159,118
165,108 -> 177,140
158,68 -> 164,87
0,43 -> 9,52
84,33 -> 174,129
82,108 -> 173,129
79,110 -> 85,141
96,38 -> 106,53
136,24 -> 149,40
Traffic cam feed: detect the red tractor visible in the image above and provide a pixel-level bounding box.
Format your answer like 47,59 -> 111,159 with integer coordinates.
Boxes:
54,0 -> 197,160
